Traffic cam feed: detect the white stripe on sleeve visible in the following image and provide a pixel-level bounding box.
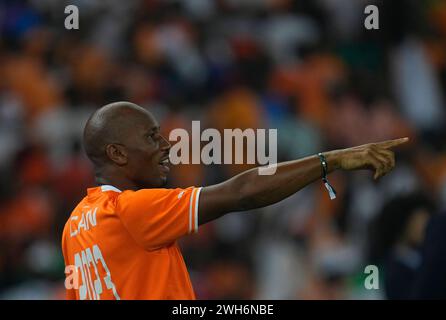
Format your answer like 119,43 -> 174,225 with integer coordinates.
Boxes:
194,187 -> 202,233
188,188 -> 197,234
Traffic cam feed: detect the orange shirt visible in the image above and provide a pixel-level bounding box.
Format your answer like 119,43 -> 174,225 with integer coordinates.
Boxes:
61,185 -> 202,300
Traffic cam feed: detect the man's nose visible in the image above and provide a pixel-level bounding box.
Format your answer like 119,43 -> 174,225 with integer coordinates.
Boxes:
160,135 -> 171,150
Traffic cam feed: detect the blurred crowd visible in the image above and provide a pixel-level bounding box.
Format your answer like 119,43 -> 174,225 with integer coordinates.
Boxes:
1,0 -> 446,299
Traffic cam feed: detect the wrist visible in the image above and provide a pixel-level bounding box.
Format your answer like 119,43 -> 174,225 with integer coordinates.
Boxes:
317,151 -> 338,200
323,150 -> 342,172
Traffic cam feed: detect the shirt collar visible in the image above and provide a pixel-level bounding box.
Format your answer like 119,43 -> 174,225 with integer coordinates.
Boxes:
87,185 -> 122,197
100,185 -> 122,193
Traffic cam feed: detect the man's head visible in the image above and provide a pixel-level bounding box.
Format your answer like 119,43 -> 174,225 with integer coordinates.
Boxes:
83,101 -> 171,189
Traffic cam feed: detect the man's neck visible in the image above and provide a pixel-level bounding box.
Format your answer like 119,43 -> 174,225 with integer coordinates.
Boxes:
95,174 -> 139,191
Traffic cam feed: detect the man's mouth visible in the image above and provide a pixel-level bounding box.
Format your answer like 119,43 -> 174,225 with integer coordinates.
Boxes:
158,156 -> 170,174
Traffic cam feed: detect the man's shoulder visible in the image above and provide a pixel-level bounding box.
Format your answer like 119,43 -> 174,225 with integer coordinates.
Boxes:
117,187 -> 185,200
115,187 -> 196,212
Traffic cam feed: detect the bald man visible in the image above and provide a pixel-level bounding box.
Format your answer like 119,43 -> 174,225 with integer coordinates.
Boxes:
61,101 -> 408,300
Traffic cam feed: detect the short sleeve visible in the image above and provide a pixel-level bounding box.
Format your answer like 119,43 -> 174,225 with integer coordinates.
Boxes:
116,187 -> 202,251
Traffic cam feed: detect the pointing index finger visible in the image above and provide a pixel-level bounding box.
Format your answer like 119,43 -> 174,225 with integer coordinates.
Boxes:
377,137 -> 410,149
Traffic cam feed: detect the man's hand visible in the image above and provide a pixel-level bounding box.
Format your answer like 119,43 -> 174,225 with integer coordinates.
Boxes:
326,137 -> 409,179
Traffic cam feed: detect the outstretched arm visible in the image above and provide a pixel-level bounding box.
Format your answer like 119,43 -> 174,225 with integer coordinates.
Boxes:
198,138 -> 409,225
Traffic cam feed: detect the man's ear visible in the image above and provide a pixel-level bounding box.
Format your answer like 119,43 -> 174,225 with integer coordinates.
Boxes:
105,144 -> 128,166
